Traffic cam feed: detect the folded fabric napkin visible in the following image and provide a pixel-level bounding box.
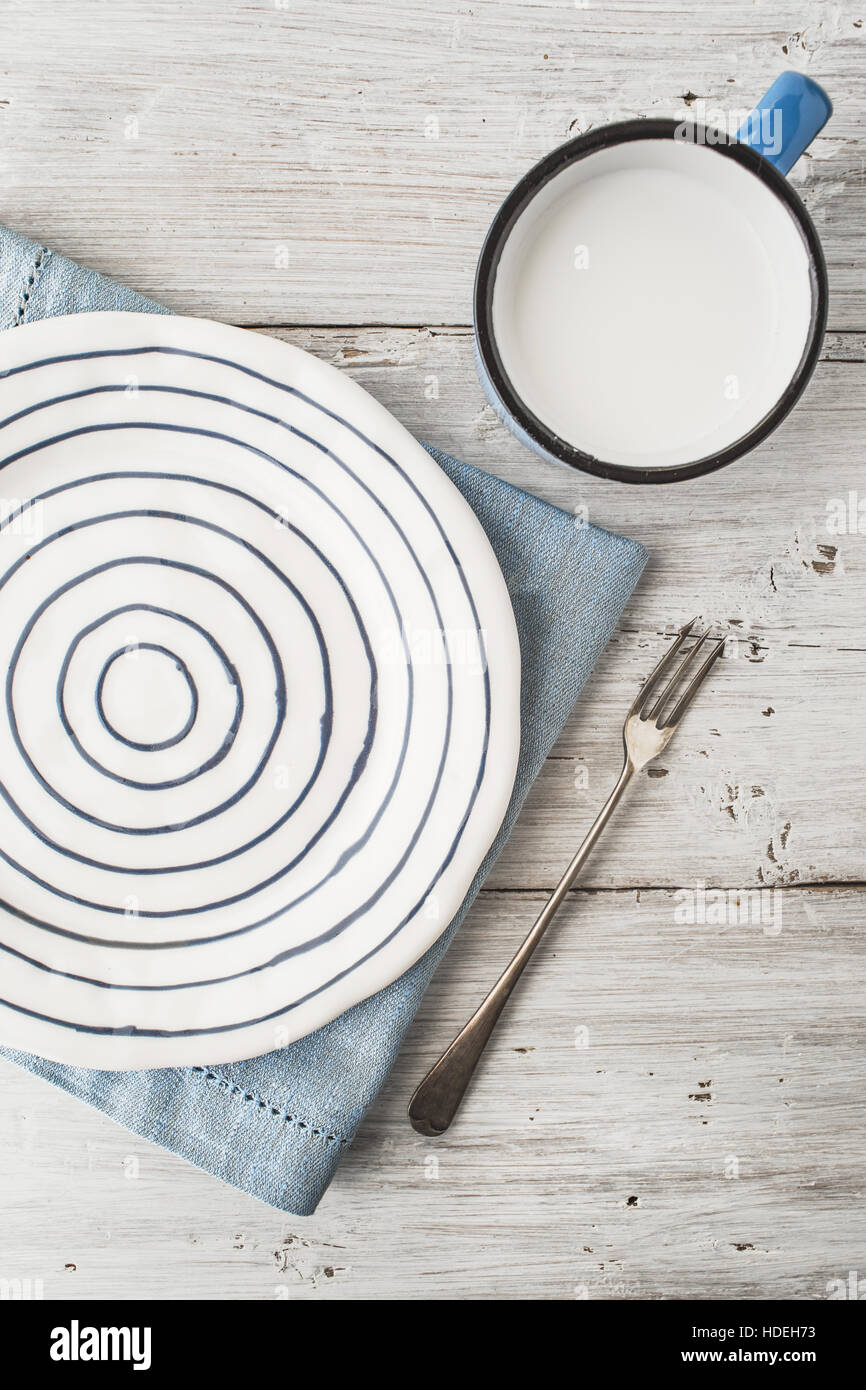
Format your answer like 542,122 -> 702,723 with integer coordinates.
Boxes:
0,225 -> 647,1214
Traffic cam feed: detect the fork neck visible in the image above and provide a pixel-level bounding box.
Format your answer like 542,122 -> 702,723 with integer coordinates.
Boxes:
553,756 -> 635,901
591,756 -> 635,844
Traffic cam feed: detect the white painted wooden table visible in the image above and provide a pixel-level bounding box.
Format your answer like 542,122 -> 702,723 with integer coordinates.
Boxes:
1,0 -> 864,1301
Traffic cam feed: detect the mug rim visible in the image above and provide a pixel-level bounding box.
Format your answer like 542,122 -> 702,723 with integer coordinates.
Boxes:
473,118 -> 829,485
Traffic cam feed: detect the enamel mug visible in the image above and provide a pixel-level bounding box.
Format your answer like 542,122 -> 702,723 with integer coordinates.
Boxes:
474,73 -> 832,484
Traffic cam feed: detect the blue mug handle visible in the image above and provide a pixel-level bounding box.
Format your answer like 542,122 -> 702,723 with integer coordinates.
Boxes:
736,72 -> 832,176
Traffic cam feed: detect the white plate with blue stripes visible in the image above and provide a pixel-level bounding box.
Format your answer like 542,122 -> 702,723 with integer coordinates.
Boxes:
0,312 -> 520,1069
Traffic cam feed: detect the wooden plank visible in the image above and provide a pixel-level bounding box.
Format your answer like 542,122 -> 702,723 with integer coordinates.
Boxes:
249,326 -> 866,891
1,886 -> 863,1300
0,0 -> 863,1307
0,0 -> 862,326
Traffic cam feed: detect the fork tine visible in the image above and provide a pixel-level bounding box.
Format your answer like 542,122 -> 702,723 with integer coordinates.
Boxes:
660,634 -> 727,728
646,627 -> 713,721
630,618 -> 696,719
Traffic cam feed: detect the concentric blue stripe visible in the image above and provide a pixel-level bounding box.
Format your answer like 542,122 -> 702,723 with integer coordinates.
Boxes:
0,345 -> 492,1041
95,642 -> 199,752
0,477 -> 366,871
9,535 -> 294,837
59,605 -> 243,790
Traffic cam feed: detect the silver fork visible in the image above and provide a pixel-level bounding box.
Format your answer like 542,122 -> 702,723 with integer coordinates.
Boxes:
408,619 -> 726,1137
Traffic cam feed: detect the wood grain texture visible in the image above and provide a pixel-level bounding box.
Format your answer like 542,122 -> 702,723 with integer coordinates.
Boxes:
0,0 -> 863,325
1,888 -> 864,1301
263,327 -> 866,894
0,0 -> 864,1302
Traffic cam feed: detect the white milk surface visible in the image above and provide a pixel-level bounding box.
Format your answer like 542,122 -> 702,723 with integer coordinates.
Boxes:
491,139 -> 814,469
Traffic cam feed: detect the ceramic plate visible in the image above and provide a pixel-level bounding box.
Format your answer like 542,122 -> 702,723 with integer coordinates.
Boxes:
0,312 -> 520,1068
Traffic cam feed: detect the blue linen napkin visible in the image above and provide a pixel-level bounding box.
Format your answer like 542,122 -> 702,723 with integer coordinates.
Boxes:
0,226 -> 647,1215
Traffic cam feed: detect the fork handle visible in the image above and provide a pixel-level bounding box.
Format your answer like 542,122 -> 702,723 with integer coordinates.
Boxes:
408,759 -> 634,1136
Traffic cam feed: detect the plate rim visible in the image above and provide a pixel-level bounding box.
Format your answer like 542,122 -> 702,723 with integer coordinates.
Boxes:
0,311 -> 522,1068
